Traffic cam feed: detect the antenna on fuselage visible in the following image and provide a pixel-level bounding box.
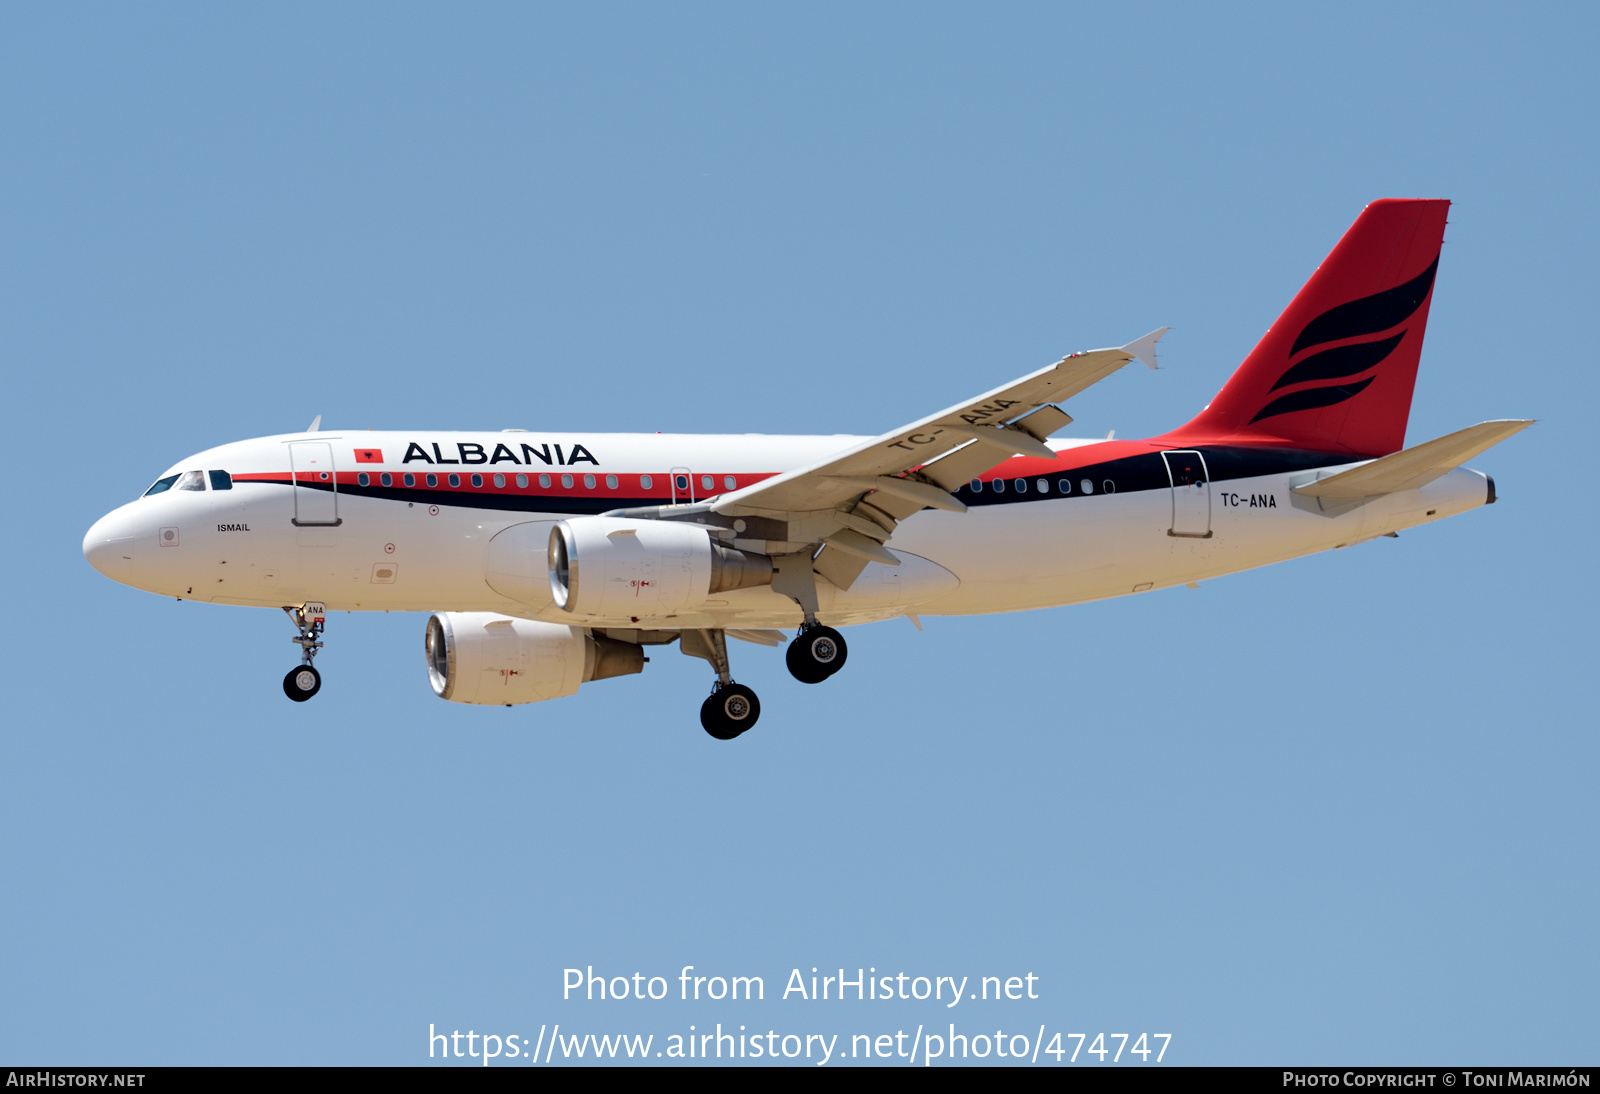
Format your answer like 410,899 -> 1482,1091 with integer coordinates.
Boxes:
306,415 -> 322,433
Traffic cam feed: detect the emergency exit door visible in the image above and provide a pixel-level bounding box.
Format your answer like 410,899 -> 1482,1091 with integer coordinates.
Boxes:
669,466 -> 694,505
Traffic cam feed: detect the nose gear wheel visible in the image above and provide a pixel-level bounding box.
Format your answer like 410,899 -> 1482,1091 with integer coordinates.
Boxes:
283,665 -> 322,701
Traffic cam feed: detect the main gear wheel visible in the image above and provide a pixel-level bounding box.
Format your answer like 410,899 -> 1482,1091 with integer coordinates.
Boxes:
785,625 -> 847,684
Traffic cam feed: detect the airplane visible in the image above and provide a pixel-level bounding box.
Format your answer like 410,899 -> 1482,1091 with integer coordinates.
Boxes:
83,199 -> 1530,740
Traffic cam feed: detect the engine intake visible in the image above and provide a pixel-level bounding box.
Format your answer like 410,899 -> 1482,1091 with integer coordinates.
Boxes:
425,612 -> 644,705
548,517 -> 773,617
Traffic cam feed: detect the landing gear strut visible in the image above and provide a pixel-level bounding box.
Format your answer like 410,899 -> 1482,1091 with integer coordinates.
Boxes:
282,602 -> 326,702
786,622 -> 848,684
681,628 -> 761,740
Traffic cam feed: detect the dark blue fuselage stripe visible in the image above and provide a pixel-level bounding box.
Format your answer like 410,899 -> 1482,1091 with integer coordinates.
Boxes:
957,447 -> 1357,507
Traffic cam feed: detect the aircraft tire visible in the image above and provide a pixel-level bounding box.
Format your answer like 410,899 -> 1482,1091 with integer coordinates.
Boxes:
786,626 -> 847,684
701,684 -> 760,740
283,665 -> 322,702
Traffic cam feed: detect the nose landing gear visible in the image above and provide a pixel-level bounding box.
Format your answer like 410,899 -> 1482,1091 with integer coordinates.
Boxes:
282,602 -> 326,702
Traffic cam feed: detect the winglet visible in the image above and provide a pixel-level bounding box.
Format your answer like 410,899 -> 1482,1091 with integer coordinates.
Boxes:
1122,327 -> 1168,370
306,415 -> 322,433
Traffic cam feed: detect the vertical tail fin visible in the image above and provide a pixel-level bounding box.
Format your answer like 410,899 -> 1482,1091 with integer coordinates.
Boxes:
1171,199 -> 1450,456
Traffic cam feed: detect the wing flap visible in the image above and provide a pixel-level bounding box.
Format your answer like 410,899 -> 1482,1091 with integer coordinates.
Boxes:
726,629 -> 788,647
822,527 -> 900,565
1013,403 -> 1075,442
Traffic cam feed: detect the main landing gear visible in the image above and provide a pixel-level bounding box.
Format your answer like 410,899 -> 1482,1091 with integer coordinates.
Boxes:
678,564 -> 849,737
785,623 -> 848,684
770,555 -> 847,685
680,629 -> 761,740
680,619 -> 850,739
701,684 -> 760,741
282,602 -> 326,702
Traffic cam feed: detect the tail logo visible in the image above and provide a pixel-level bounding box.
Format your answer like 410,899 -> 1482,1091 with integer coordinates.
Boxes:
1250,254 -> 1439,424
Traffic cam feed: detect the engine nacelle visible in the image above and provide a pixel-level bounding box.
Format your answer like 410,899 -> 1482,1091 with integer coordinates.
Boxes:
425,612 -> 643,706
548,517 -> 773,618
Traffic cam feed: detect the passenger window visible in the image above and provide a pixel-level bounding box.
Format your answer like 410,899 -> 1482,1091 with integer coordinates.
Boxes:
403,473 -> 415,487
357,472 -> 370,486
724,476 -> 736,491
701,475 -> 714,491
539,474 -> 551,488
970,479 -> 983,493
1014,478 -> 1028,493
584,474 -> 596,489
1080,479 -> 1094,494
143,474 -> 179,497
561,474 -> 574,488
448,473 -> 461,487
1058,479 -> 1072,494
470,473 -> 483,487
1037,478 -> 1049,494
1103,480 -> 1116,494
606,475 -> 619,489
641,475 -> 654,490
426,473 -> 438,487
515,474 -> 528,488
208,470 -> 233,491
380,472 -> 393,486
993,478 -> 1005,493
674,475 -> 688,491
493,473 -> 506,488
175,470 -> 206,491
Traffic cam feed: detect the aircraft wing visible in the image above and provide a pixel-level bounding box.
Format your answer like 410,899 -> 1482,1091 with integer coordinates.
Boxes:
702,329 -> 1166,588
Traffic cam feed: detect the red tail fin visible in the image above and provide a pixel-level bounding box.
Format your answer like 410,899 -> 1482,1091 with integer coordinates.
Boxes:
1169,199 -> 1450,456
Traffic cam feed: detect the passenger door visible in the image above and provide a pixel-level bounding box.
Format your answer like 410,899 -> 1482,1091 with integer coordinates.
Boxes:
289,442 -> 341,526
1161,450 -> 1211,538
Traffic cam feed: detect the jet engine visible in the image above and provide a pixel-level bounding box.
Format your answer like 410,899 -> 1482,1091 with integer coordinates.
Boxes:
547,517 -> 773,618
425,612 -> 644,705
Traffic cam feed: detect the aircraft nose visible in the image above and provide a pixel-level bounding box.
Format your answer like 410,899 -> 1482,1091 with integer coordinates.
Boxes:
83,507 -> 140,581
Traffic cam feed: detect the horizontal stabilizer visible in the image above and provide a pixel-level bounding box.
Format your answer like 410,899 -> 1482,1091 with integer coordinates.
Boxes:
1293,420 -> 1533,499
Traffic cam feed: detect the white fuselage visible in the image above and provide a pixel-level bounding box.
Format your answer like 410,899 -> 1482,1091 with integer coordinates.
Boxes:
83,429 -> 1491,630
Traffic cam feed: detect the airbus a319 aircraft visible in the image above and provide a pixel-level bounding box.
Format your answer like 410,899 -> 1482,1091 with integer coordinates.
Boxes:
84,199 -> 1529,739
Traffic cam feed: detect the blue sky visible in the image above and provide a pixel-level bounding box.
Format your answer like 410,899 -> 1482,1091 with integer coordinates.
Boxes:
2,2 -> 1594,1066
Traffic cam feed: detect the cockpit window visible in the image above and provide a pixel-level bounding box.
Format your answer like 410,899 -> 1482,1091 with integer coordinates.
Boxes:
175,470 -> 206,491
143,474 -> 180,497
208,470 -> 234,491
